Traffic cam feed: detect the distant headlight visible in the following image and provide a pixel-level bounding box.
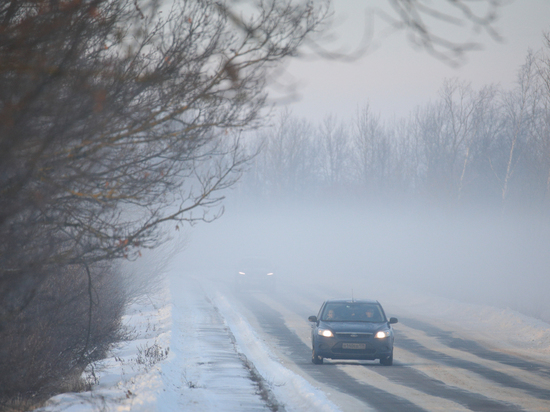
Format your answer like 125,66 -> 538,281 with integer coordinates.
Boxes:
375,330 -> 390,339
239,271 -> 245,275
318,329 -> 334,338
267,272 -> 274,276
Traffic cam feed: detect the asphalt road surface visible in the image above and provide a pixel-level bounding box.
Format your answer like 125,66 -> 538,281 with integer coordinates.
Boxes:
223,282 -> 550,412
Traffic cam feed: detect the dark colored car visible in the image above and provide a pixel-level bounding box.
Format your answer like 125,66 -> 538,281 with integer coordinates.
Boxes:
308,299 -> 398,365
234,257 -> 275,291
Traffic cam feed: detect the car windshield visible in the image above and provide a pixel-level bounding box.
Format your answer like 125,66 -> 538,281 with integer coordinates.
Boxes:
321,303 -> 385,322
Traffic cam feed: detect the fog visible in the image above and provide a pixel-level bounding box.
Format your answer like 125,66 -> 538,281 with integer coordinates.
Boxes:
170,1 -> 550,326
178,195 -> 550,323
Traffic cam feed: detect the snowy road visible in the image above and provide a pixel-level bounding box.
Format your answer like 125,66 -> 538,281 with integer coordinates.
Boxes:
38,270 -> 550,411
205,274 -> 550,412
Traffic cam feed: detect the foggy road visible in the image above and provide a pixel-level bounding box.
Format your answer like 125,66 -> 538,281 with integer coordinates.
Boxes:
216,280 -> 550,412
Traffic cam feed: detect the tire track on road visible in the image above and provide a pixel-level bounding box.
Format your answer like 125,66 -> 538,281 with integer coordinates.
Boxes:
258,287 -> 538,411
395,331 -> 550,402
400,317 -> 550,379
240,293 -> 428,412
239,292 -> 524,412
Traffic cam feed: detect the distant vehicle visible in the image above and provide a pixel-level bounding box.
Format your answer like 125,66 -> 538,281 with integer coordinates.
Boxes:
234,257 -> 275,291
308,299 -> 398,365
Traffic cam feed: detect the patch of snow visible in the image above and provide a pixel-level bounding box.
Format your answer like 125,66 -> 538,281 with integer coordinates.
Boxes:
36,295 -> 171,411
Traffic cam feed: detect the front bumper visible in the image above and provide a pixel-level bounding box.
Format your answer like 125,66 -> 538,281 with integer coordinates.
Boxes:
313,335 -> 393,360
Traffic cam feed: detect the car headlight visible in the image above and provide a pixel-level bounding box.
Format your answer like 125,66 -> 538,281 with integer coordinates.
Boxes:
317,329 -> 334,338
375,330 -> 390,339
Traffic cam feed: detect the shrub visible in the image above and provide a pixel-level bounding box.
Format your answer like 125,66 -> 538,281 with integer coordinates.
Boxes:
0,263 -> 126,410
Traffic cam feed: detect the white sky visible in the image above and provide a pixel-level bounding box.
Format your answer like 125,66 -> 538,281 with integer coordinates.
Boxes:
278,0 -> 550,122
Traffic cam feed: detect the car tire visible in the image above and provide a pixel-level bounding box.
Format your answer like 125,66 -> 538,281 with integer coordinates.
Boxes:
312,348 -> 324,365
380,351 -> 393,366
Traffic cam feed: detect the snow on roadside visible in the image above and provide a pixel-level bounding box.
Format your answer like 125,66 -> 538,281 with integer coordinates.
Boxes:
379,286 -> 550,360
36,292 -> 171,412
209,288 -> 342,412
156,274 -> 274,412
37,269 -> 343,412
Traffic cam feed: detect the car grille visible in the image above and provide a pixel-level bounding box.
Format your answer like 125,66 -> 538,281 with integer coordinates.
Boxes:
335,332 -> 373,339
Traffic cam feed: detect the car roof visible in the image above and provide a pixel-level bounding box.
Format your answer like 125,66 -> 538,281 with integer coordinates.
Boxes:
324,299 -> 380,305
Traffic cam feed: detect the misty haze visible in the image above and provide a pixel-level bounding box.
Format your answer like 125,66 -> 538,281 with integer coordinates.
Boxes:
184,196 -> 550,322
3,1 -> 550,411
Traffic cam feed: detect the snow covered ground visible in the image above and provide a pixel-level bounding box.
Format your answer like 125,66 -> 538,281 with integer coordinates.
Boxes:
36,271 -> 340,412
36,266 -> 550,412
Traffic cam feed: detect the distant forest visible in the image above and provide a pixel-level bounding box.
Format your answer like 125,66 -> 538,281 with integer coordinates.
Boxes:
239,39 -> 550,216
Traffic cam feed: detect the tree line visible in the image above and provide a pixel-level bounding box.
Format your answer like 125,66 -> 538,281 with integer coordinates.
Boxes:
242,36 -> 550,215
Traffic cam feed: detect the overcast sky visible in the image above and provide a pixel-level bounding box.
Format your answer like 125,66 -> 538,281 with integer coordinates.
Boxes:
276,0 -> 550,123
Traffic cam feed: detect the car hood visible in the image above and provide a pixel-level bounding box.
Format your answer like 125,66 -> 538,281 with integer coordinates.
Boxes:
319,321 -> 387,333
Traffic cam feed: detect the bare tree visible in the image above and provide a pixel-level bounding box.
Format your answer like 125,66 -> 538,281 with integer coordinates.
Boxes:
407,79 -> 501,201
498,51 -> 541,210
411,100 -> 449,197
383,117 -> 419,197
317,114 -> 350,189
254,109 -> 317,197
0,0 -> 327,319
534,33 -> 550,207
381,0 -> 505,66
437,79 -> 501,200
351,104 -> 390,194
0,0 -> 328,402
463,83 -> 503,201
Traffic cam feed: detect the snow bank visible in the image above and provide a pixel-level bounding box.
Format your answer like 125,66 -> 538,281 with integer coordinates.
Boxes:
211,290 -> 341,412
36,295 -> 171,412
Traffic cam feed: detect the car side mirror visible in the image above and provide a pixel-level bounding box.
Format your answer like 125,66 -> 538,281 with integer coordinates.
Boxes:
389,317 -> 398,324
308,315 -> 317,322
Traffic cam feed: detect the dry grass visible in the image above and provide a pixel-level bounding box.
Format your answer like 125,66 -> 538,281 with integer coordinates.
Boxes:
0,263 -> 127,411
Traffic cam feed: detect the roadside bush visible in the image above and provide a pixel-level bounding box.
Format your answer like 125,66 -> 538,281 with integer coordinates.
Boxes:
0,0 -> 326,409
0,263 -> 127,410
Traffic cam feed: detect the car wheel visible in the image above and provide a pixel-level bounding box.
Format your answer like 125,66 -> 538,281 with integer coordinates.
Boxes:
312,348 -> 324,365
380,351 -> 393,366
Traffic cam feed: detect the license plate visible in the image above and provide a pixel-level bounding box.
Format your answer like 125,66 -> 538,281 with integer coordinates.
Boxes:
342,343 -> 366,350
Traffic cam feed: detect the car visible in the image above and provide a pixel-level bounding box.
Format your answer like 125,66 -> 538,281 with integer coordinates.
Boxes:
308,299 -> 398,365
234,257 -> 275,291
